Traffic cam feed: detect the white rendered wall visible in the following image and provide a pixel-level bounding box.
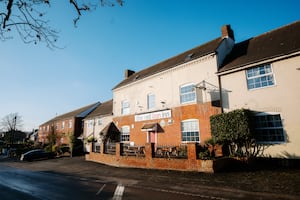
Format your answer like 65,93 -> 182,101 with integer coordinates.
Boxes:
221,55 -> 300,158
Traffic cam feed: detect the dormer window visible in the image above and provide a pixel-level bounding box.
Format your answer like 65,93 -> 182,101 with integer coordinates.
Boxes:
185,53 -> 194,61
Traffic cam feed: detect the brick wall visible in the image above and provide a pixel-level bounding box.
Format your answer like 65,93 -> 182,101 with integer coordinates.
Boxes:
86,143 -> 214,173
113,102 -> 221,146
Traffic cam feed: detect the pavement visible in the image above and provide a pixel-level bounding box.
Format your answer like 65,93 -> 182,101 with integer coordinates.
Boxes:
1,155 -> 300,199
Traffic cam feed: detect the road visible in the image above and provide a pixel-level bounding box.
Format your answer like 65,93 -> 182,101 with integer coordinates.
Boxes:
0,163 -> 206,200
0,156 -> 299,200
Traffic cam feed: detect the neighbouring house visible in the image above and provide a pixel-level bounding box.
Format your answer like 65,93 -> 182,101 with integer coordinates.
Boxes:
218,20 -> 300,158
38,102 -> 101,147
82,99 -> 119,153
111,25 -> 235,147
3,130 -> 27,144
28,129 -> 39,144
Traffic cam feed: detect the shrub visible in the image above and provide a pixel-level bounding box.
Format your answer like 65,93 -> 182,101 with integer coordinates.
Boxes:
210,109 -> 256,158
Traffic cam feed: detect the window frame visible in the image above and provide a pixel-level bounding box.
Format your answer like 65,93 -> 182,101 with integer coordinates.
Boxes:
253,112 -> 285,144
121,100 -> 130,115
180,83 -> 196,104
69,120 -> 72,129
246,64 -> 275,90
120,125 -> 130,142
181,119 -> 200,143
97,117 -> 102,126
147,93 -> 156,110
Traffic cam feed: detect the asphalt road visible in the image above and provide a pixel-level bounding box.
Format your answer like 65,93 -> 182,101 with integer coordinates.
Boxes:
0,156 -> 299,200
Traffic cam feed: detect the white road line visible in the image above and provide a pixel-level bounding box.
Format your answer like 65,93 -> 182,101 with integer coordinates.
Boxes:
96,184 -> 106,195
112,184 -> 125,200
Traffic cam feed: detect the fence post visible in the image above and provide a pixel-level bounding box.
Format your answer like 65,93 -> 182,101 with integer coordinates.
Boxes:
116,142 -> 121,159
100,142 -> 104,154
187,143 -> 197,159
144,143 -> 154,167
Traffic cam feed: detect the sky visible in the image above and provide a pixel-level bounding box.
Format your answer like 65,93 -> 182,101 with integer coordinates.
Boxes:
0,0 -> 299,132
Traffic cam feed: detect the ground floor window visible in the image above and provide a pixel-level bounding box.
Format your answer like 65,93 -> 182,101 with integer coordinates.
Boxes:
120,126 -> 130,142
181,119 -> 200,143
253,113 -> 284,143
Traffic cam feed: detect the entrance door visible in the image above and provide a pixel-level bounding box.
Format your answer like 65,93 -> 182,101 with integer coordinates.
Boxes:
148,131 -> 156,143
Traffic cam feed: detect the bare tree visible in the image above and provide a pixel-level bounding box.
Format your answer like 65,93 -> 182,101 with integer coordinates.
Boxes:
0,0 -> 123,49
1,112 -> 23,145
0,112 -> 23,132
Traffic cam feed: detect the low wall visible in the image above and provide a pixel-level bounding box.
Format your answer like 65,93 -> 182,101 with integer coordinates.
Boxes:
86,143 -> 214,173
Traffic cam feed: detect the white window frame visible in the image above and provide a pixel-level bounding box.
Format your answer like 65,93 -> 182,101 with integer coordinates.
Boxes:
246,64 -> 275,90
97,117 -> 102,126
181,119 -> 200,143
87,120 -> 94,128
180,83 -> 196,104
69,120 -> 72,128
147,93 -> 155,110
120,125 -> 130,142
121,100 -> 130,115
253,112 -> 284,144
62,121 -> 65,130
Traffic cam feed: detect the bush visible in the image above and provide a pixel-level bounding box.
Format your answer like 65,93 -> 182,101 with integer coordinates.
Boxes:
210,109 -> 256,158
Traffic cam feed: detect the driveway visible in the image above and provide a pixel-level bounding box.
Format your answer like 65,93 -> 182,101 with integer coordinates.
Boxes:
1,156 -> 299,199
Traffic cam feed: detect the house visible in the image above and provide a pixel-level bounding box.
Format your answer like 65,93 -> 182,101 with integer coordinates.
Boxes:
28,129 -> 39,143
111,25 -> 235,147
218,20 -> 300,158
38,102 -> 101,147
82,99 -> 118,153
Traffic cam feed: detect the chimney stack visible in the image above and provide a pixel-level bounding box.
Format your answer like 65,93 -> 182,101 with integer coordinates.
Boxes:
221,24 -> 234,40
124,69 -> 135,79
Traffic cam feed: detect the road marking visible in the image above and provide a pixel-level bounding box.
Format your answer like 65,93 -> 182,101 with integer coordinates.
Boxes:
112,184 -> 125,200
96,184 -> 106,195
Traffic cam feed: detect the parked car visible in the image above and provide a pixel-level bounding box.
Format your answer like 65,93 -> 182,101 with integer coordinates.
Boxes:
20,149 -> 56,161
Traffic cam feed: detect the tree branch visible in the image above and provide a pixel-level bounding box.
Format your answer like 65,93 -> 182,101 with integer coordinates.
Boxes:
3,0 -> 14,28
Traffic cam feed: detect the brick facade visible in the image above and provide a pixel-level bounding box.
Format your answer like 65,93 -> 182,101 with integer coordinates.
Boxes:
113,102 -> 221,146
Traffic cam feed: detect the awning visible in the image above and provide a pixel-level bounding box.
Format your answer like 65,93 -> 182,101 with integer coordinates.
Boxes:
141,123 -> 163,132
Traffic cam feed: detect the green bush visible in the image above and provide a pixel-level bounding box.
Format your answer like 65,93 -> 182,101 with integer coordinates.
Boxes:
210,109 -> 255,157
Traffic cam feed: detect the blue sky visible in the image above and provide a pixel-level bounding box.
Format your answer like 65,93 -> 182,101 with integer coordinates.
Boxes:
0,0 -> 299,131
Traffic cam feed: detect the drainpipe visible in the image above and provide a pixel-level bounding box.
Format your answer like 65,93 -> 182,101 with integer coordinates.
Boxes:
218,74 -> 224,113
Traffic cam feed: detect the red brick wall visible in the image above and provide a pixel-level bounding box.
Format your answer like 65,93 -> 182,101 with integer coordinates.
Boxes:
86,143 -> 214,173
38,117 -> 77,145
113,102 -> 221,146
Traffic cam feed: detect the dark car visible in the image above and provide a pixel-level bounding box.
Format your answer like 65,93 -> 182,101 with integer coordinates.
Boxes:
20,149 -> 56,161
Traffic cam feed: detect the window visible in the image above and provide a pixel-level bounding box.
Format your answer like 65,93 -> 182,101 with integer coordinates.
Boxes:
97,118 -> 102,125
87,120 -> 93,128
253,113 -> 284,143
62,121 -> 65,129
121,100 -> 130,115
147,93 -> 155,110
120,126 -> 130,142
181,119 -> 200,143
69,120 -> 72,128
180,83 -> 196,104
246,64 -> 275,90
